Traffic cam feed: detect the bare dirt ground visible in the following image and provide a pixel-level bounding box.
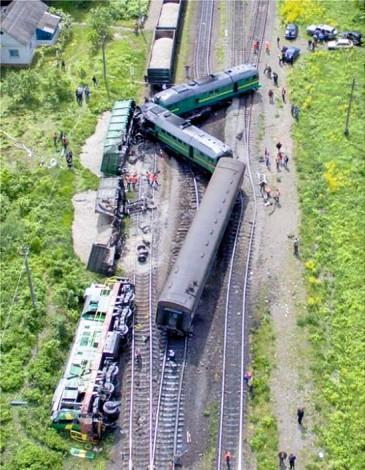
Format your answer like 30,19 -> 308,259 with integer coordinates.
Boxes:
72,111 -> 109,265
80,111 -> 110,177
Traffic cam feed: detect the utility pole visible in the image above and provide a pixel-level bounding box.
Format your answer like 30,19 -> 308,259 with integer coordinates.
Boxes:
19,246 -> 36,309
344,77 -> 355,137
101,34 -> 110,100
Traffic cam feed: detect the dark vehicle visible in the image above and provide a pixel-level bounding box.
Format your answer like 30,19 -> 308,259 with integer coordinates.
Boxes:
340,31 -> 362,45
307,24 -> 337,40
156,158 -> 245,335
285,24 -> 298,40
283,47 -> 300,64
152,64 -> 259,116
139,103 -> 233,172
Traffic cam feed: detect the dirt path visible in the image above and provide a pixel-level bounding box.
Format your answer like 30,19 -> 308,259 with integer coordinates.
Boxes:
250,7 -> 316,467
72,110 -> 109,265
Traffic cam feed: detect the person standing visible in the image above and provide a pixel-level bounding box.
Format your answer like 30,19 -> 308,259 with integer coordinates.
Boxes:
278,451 -> 287,467
284,154 -> 289,169
268,89 -> 274,104
62,136 -> 69,155
293,237 -> 299,257
297,407 -> 304,425
276,141 -> 282,151
273,72 -> 278,87
66,150 -> 73,169
224,450 -> 231,469
281,87 -> 286,103
92,75 -> 98,87
288,453 -> 296,469
84,85 -> 90,102
277,36 -> 280,48
53,132 -> 58,147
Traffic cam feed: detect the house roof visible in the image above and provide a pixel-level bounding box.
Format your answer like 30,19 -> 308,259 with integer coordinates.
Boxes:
0,0 -> 48,45
37,11 -> 60,34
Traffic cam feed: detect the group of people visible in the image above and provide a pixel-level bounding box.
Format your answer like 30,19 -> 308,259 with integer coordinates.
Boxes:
75,85 -> 90,105
52,131 -> 73,168
124,170 -> 160,192
278,451 -> 297,469
277,408 -> 305,467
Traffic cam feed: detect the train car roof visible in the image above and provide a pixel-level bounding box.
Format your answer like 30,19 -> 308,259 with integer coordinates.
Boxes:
142,103 -> 232,159
159,158 -> 245,309
153,64 -> 258,106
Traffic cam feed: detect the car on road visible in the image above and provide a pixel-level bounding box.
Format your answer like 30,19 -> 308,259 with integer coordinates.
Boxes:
285,23 -> 298,40
340,31 -> 362,46
328,38 -> 353,50
283,47 -> 300,64
307,24 -> 337,40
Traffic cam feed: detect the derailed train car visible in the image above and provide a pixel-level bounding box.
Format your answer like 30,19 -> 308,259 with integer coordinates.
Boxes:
152,63 -> 259,115
51,279 -> 134,442
156,158 -> 245,335
139,102 -> 232,172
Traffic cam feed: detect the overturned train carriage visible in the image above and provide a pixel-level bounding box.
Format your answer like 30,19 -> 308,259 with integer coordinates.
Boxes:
51,279 -> 135,442
156,158 -> 245,335
152,63 -> 259,115
140,102 -> 233,172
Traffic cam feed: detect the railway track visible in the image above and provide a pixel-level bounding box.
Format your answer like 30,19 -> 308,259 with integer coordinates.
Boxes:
215,1 -> 270,469
193,0 -> 215,78
152,336 -> 188,468
151,163 -> 202,469
117,148 -> 160,470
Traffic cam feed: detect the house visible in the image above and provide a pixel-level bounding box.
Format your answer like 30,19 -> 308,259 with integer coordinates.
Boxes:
0,0 -> 61,66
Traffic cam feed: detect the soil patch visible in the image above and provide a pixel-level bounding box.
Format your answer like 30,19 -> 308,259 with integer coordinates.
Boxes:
80,111 -> 110,177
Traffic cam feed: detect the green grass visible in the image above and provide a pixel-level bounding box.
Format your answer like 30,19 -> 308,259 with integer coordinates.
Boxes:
174,0 -> 197,83
197,400 -> 219,469
247,301 -> 278,469
280,1 -> 365,468
216,0 -> 227,69
0,9 -> 149,470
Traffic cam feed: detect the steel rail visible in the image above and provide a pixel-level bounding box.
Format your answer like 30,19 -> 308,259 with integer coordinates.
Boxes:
127,152 -> 157,470
215,1 -> 270,468
151,341 -> 168,464
194,0 -> 215,78
172,337 -> 188,469
216,192 -> 245,469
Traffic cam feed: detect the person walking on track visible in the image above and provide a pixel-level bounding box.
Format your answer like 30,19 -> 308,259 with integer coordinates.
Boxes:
224,450 -> 231,469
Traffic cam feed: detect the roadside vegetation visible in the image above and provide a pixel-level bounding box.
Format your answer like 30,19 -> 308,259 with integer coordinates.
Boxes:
0,3 -> 149,468
280,0 -> 365,468
247,296 -> 277,469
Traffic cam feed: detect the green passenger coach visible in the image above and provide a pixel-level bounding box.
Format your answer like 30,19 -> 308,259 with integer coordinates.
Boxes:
152,63 -> 259,115
140,103 -> 233,173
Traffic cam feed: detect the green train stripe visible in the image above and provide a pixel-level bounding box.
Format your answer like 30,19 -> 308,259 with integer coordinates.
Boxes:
157,131 -> 215,172
197,79 -> 259,104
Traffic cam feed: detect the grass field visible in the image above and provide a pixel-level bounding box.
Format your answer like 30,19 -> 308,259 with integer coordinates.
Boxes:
280,0 -> 365,468
0,8 -> 149,469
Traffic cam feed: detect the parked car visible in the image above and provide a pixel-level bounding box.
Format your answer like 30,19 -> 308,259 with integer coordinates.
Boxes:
328,38 -> 353,50
307,24 -> 337,40
285,24 -> 298,40
283,47 -> 300,63
340,31 -> 362,46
